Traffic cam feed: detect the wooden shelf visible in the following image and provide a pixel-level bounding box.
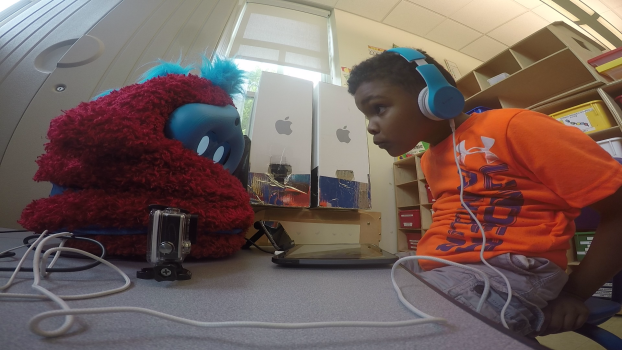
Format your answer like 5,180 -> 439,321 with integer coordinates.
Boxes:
456,71 -> 481,99
396,180 -> 418,188
249,207 -> 381,246
589,127 -> 622,142
510,29 -> 567,68
397,204 -> 420,210
396,185 -> 420,208
473,50 -> 523,90
394,156 -> 418,185
531,85 -> 622,143
394,154 -> 426,253
465,48 -> 602,111
600,80 -> 622,127
457,22 -> 608,112
394,155 -> 418,166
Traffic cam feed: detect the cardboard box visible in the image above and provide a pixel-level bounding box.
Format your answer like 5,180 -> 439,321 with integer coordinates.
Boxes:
247,72 -> 313,207
311,82 -> 371,209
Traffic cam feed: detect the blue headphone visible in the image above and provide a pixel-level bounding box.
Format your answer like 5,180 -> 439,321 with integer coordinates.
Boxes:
386,48 -> 465,121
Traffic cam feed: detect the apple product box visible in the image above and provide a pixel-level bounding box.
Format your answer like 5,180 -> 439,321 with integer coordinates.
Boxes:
247,72 -> 313,207
311,82 -> 371,209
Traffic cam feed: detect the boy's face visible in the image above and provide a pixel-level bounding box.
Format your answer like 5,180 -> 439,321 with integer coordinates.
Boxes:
354,80 -> 435,157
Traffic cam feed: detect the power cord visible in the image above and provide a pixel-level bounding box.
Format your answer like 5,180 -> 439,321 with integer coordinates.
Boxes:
243,238 -> 275,254
0,234 -> 105,273
1,230 -> 448,338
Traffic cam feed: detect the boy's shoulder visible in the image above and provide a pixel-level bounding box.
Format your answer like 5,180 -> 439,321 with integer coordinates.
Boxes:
469,108 -> 558,134
474,108 -> 546,122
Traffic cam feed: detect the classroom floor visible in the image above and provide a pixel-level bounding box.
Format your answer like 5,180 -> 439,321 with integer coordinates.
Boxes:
537,316 -> 622,349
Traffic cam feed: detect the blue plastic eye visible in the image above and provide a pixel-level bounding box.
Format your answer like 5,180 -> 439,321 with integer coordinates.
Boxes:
197,135 -> 210,156
213,146 -> 224,162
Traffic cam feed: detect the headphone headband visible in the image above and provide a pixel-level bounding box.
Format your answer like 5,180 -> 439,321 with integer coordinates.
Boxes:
386,48 -> 464,121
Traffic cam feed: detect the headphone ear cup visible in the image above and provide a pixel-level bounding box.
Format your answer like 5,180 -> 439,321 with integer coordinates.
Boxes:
418,87 -> 442,121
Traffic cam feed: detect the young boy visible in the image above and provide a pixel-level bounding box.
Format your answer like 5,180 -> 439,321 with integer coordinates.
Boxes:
347,49 -> 622,337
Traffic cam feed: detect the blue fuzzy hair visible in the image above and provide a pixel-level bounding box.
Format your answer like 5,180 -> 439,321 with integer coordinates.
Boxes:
92,56 -> 245,100
199,55 -> 246,96
91,88 -> 117,100
137,58 -> 194,84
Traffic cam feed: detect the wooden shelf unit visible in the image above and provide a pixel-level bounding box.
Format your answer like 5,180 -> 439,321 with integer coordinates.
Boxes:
393,152 -> 434,253
456,21 -> 610,112
532,80 -> 622,146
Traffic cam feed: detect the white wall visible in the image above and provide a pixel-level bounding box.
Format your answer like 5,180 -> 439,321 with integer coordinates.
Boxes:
332,10 -> 483,253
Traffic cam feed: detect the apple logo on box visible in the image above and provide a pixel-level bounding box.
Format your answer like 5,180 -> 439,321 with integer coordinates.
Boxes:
275,117 -> 293,135
336,126 -> 351,143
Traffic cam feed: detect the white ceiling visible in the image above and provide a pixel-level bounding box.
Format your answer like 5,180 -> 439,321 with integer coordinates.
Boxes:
289,0 -> 622,62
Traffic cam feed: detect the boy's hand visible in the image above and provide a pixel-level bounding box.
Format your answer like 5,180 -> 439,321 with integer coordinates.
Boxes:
538,292 -> 589,336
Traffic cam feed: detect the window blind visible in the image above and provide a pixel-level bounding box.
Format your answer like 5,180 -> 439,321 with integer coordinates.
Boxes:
229,2 -> 330,74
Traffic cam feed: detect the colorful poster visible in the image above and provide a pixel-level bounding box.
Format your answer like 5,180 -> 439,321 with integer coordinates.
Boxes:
368,45 -> 386,56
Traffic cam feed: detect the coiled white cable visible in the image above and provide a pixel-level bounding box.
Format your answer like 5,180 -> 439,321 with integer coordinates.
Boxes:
1,231 -> 448,338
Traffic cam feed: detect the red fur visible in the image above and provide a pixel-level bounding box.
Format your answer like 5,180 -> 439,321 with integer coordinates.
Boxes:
19,74 -> 254,259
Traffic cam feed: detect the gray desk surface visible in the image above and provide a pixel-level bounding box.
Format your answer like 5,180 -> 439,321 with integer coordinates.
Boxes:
0,232 -> 543,350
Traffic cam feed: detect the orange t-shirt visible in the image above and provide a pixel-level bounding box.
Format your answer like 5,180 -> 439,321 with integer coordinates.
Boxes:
418,109 -> 622,271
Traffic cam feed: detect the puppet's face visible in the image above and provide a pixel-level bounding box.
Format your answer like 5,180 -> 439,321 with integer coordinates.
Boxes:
166,103 -> 244,173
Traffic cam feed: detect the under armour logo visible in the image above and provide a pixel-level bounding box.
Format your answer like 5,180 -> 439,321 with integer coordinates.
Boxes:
456,136 -> 499,165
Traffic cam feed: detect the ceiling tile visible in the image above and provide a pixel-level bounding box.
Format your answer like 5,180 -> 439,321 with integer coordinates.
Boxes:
383,2 -> 445,36
425,19 -> 482,50
449,0 -> 527,33
287,0 -> 339,7
335,0 -> 401,22
512,0 -> 542,9
487,11 -> 549,46
600,0 -> 622,10
405,0 -> 471,17
460,35 -> 507,61
600,10 -> 622,30
531,3 -> 566,22
580,0 -> 613,14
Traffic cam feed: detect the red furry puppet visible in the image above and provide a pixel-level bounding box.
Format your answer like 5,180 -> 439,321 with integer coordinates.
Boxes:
19,56 -> 255,259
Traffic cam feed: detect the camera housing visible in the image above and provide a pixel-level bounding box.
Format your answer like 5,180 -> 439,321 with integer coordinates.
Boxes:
137,205 -> 198,282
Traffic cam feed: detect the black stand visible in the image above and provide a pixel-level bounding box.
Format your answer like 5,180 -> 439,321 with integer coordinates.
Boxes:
137,262 -> 192,282
242,221 -> 294,251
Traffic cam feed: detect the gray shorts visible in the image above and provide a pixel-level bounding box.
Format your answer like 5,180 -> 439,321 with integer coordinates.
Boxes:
399,253 -> 568,337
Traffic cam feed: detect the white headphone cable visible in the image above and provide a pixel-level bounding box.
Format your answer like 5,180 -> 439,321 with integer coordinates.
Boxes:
449,118 -> 513,329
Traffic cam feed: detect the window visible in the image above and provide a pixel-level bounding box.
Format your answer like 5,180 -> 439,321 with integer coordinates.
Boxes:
232,58 -> 322,135
229,2 -> 330,74
226,1 -> 331,135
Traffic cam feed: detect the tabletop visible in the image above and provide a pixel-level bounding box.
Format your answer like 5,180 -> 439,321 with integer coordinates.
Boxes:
0,231 -> 544,350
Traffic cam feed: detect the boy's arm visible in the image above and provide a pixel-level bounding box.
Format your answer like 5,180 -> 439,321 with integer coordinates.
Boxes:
539,186 -> 622,335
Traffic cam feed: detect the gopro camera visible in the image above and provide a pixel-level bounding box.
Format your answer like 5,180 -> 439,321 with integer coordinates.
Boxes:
137,205 -> 198,282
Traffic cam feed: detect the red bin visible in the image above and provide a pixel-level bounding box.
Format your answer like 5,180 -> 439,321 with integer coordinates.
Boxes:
399,209 -> 421,229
